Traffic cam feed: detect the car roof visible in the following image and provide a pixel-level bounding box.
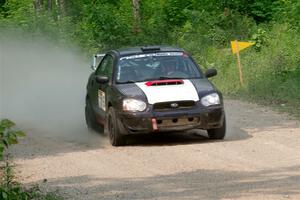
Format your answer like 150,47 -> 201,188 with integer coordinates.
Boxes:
113,46 -> 185,57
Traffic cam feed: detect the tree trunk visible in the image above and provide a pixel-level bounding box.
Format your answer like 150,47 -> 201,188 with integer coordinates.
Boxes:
48,0 -> 52,11
132,0 -> 141,34
58,0 -> 66,17
33,0 -> 42,11
55,0 -> 60,20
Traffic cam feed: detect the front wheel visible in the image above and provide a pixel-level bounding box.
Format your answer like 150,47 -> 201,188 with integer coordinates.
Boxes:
107,107 -> 126,146
207,117 -> 226,140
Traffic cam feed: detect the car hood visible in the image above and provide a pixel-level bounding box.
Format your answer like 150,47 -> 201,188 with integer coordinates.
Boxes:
115,83 -> 148,101
135,79 -> 199,104
116,78 -> 217,104
189,78 -> 217,96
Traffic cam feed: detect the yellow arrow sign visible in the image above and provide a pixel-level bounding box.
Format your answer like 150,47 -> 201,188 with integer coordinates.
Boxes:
231,41 -> 255,54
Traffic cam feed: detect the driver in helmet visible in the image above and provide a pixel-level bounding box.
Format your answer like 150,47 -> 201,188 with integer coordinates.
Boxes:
162,59 -> 176,76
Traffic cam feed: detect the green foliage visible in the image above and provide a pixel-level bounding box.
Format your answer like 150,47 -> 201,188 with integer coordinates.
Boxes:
0,0 -> 298,50
163,0 -> 192,27
0,0 -> 299,116
0,119 -> 25,160
0,119 -> 61,200
247,0 -> 275,22
251,27 -> 268,51
178,8 -> 256,48
273,0 -> 300,27
0,0 -> 35,29
0,185 -> 29,200
0,183 -> 62,200
197,23 -> 300,117
76,2 -> 132,50
139,0 -> 170,45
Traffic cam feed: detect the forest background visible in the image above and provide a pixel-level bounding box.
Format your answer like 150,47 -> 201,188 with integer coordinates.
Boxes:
1,0 -> 299,116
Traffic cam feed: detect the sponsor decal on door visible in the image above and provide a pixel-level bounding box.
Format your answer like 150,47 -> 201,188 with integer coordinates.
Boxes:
98,90 -> 106,111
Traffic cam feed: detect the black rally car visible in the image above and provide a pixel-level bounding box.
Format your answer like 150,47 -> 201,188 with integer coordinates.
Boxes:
85,46 -> 226,146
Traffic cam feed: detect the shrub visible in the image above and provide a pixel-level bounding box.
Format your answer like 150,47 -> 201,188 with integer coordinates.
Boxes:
0,119 -> 25,161
0,119 -> 62,199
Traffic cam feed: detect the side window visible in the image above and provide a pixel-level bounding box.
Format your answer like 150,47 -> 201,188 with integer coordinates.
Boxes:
96,55 -> 113,78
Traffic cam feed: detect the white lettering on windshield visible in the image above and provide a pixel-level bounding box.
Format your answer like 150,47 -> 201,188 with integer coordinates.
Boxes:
120,52 -> 183,60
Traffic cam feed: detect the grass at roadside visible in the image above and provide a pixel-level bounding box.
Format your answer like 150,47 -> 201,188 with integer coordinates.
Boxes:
0,182 -> 62,200
0,119 -> 63,200
182,24 -> 300,119
228,93 -> 300,119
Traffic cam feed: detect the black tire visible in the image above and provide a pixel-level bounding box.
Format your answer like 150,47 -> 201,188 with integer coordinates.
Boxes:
107,107 -> 126,146
207,117 -> 226,140
85,98 -> 97,131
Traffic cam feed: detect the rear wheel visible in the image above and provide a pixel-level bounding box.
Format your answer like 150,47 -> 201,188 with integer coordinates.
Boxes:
107,107 -> 126,146
207,117 -> 226,140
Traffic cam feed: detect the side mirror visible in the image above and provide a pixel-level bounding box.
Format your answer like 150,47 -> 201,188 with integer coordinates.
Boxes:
96,75 -> 109,84
205,68 -> 217,78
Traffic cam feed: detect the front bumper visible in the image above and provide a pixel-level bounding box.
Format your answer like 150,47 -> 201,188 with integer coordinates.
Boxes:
117,102 -> 225,134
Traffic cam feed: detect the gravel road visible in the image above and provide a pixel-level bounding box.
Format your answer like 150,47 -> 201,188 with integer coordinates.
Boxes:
12,99 -> 300,200
2,39 -> 299,200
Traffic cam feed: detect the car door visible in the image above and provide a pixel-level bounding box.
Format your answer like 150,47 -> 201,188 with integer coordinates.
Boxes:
90,54 -> 114,120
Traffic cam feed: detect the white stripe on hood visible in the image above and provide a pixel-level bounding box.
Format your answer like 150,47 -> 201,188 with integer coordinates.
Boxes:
135,80 -> 199,104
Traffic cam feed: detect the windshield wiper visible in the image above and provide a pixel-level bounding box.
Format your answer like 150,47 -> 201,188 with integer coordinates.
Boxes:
188,77 -> 202,79
157,76 -> 184,80
117,80 -> 136,84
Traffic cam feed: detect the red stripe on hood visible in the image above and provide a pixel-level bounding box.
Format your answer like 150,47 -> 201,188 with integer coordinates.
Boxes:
145,79 -> 184,86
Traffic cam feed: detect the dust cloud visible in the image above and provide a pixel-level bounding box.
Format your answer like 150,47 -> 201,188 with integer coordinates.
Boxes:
0,36 -> 99,143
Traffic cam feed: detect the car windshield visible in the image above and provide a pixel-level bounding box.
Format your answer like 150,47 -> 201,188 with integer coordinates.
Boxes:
116,52 -> 203,83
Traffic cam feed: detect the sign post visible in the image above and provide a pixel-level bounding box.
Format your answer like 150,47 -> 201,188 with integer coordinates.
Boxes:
230,40 -> 255,87
234,40 -> 244,86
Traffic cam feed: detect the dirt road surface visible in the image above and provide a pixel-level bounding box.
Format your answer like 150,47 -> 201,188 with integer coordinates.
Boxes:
11,99 -> 300,200
2,38 -> 298,200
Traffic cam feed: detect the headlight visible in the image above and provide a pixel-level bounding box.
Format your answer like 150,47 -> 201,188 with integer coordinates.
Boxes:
201,93 -> 220,106
123,99 -> 147,112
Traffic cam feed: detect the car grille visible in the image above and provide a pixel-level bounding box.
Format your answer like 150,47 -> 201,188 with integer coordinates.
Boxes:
153,100 -> 196,111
